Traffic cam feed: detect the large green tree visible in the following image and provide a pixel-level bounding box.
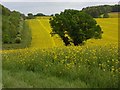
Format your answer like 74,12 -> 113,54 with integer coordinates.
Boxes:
50,9 -> 103,46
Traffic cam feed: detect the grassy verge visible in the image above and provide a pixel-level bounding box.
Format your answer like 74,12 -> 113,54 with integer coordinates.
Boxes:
2,44 -> 119,88
3,70 -> 89,88
2,20 -> 32,50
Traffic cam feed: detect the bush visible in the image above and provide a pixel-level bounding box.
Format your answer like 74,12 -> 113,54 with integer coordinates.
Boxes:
27,13 -> 34,19
16,34 -> 21,37
3,34 -> 10,44
103,13 -> 109,18
15,37 -> 21,43
17,30 -> 21,34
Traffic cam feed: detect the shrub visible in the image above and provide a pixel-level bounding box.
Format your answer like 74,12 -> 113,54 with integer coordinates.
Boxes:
103,13 -> 109,18
15,37 -> 21,43
16,34 -> 21,37
3,34 -> 10,44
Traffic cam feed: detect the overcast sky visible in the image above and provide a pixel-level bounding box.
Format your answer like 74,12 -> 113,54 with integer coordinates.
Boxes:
1,0 -> 119,15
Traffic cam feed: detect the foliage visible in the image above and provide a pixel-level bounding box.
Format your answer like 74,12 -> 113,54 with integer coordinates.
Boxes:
27,13 -> 34,19
1,4 -> 25,44
51,14 -> 54,16
2,21 -> 32,50
2,34 -> 11,44
82,4 -> 120,18
50,9 -> 102,46
15,37 -> 22,43
34,13 -> 45,16
103,13 -> 109,18
1,4 -> 10,16
111,5 -> 120,12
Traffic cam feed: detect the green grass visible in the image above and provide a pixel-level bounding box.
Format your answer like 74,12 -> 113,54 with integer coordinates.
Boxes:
0,15 -> 2,48
3,70 -> 89,88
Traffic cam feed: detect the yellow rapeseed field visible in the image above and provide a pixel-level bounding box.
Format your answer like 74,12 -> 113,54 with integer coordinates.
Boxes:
27,19 -> 55,48
86,18 -> 118,46
2,16 -> 119,88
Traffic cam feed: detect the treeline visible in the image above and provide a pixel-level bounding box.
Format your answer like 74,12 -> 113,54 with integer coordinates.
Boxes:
27,13 -> 49,19
27,4 -> 120,19
1,4 -> 26,44
82,4 -> 120,18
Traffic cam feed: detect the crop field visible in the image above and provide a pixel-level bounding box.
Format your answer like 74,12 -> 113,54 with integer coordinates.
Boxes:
86,18 -> 118,46
28,17 -> 119,48
27,19 -> 55,48
1,16 -> 119,88
28,17 -> 64,48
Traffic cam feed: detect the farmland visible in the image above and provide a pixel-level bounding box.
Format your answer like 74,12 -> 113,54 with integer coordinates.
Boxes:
27,17 -> 119,48
108,12 -> 119,18
27,17 -> 64,48
2,16 -> 119,88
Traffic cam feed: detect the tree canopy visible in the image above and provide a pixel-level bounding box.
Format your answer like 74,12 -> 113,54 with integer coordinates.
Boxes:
34,13 -> 45,16
50,9 -> 103,46
103,13 -> 109,18
1,4 -> 24,44
27,13 -> 34,19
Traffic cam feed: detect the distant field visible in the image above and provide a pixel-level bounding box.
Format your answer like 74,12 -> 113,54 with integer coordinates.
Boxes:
27,17 -> 118,48
28,17 -> 64,48
96,18 -> 118,42
86,18 -> 118,46
28,19 -> 55,48
108,12 -> 119,18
